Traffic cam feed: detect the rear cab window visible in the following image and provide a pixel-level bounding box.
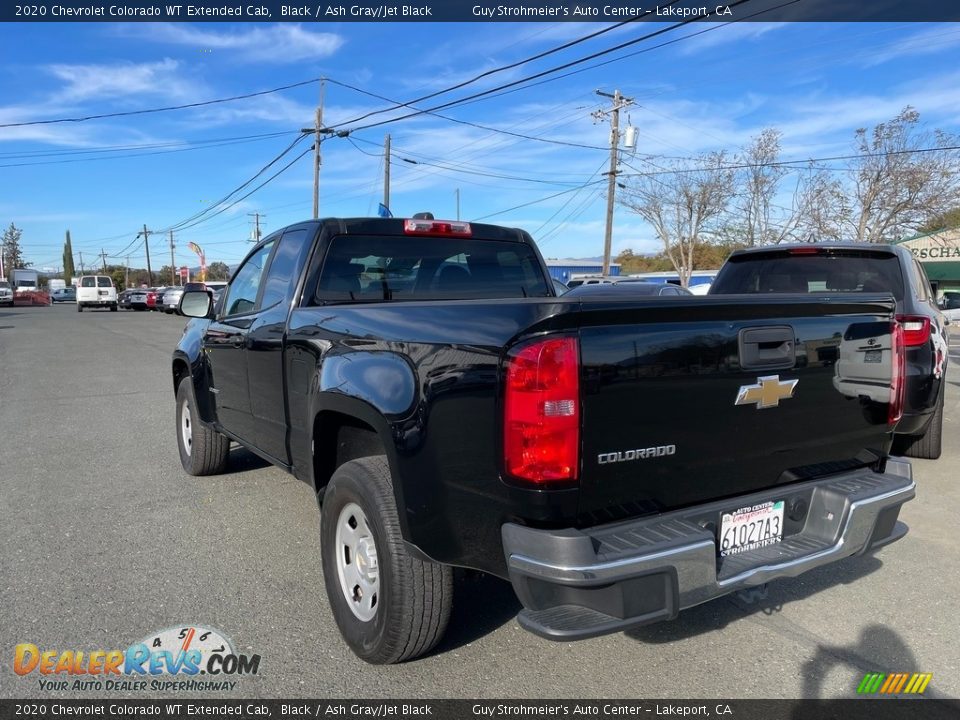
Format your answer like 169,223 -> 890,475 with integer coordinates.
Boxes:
313,235 -> 551,303
711,249 -> 906,301
97,276 -> 113,288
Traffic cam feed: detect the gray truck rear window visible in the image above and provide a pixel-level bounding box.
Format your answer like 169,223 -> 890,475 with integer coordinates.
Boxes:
314,235 -> 551,303
712,251 -> 905,300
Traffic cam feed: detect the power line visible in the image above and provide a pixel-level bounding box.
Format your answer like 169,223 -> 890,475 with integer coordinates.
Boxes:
159,133 -> 310,233
470,181 -> 607,222
618,144 -> 960,178
173,144 -> 315,233
325,78 -> 607,151
326,12 -> 669,129
341,1 -> 753,135
463,0 -> 799,109
0,78 -> 321,129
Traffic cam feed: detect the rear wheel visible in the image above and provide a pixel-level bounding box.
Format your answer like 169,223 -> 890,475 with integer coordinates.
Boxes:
176,377 -> 230,475
110,303 -> 118,312
895,390 -> 944,460
320,456 -> 452,664
77,304 -> 83,312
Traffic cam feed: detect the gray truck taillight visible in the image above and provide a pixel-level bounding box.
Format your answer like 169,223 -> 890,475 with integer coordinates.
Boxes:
503,336 -> 580,486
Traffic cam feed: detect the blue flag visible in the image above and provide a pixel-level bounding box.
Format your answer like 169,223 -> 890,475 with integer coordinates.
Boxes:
377,203 -> 393,218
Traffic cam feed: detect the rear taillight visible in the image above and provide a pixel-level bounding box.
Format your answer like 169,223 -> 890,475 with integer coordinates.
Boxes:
889,321 -> 905,426
504,336 -> 580,486
895,314 -> 930,347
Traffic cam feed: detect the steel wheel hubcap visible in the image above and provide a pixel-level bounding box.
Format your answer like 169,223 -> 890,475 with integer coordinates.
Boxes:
334,502 -> 379,621
180,398 -> 193,456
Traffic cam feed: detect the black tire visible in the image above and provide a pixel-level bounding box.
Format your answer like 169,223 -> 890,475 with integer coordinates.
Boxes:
175,377 -> 230,475
110,303 -> 118,312
77,304 -> 83,312
896,389 -> 944,460
320,456 -> 452,664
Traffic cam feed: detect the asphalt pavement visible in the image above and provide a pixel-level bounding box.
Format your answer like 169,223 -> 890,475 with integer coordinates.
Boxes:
1,304 -> 958,700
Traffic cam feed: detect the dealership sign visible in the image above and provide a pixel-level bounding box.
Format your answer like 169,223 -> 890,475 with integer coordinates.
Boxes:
901,231 -> 960,261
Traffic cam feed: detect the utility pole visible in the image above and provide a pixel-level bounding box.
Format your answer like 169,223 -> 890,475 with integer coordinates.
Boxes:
99,248 -> 108,272
167,230 -> 176,285
125,256 -> 130,289
137,225 -> 154,286
79,251 -> 85,274
248,212 -> 264,243
384,133 -> 391,213
300,80 -> 325,219
455,188 -> 460,221
594,89 -> 634,276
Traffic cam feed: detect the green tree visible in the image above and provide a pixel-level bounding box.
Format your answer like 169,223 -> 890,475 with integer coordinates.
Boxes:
2,222 -> 27,271
63,230 -> 76,281
206,261 -> 231,280
919,207 -> 960,233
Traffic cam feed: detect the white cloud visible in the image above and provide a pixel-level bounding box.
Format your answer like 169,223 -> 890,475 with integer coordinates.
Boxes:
859,24 -> 960,67
675,22 -> 787,56
127,24 -> 345,64
46,59 -> 192,103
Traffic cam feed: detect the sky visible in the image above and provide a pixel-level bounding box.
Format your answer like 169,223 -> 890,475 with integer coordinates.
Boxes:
2,18 -> 960,273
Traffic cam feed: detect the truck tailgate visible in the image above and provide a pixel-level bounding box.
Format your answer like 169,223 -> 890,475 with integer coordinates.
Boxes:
575,294 -> 897,520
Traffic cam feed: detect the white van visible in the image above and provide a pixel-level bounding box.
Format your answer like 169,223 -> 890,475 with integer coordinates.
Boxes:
76,275 -> 118,312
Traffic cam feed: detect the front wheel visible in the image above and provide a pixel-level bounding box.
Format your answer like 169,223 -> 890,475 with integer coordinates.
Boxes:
175,377 -> 230,475
320,456 -> 452,664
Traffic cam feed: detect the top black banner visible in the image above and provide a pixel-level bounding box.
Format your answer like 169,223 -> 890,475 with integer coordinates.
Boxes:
4,0 -> 960,23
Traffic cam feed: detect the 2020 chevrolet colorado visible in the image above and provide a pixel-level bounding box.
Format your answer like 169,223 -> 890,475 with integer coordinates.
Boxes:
172,217 -> 915,663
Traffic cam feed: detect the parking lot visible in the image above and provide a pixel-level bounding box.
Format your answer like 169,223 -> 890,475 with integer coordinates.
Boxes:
1,303 -> 958,700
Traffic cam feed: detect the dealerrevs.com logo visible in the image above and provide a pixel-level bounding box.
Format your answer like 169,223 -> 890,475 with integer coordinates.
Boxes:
14,625 -> 261,692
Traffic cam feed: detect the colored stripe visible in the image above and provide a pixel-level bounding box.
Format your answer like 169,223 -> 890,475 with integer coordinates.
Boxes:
879,674 -> 897,694
857,674 -> 875,693
870,673 -> 886,693
904,674 -> 920,694
917,674 -> 933,694
893,674 -> 909,693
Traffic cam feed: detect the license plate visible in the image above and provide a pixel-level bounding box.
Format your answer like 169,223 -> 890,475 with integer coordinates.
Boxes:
864,349 -> 882,363
719,500 -> 784,557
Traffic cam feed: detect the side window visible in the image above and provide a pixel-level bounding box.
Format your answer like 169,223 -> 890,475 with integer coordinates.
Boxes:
222,241 -> 275,317
260,229 -> 309,310
913,260 -> 932,303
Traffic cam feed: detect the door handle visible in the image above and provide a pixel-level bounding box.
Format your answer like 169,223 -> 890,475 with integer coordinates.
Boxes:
739,326 -> 795,370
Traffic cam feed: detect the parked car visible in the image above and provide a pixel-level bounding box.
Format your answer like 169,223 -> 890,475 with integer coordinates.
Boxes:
172,215 -> 913,664
50,287 -> 77,303
163,283 -> 208,314
565,281 -> 693,297
76,275 -> 117,312
147,287 -> 169,311
939,291 -> 960,322
710,242 -> 948,458
0,280 -> 13,306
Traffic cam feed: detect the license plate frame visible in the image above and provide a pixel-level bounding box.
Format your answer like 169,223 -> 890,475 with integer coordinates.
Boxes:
718,500 -> 785,558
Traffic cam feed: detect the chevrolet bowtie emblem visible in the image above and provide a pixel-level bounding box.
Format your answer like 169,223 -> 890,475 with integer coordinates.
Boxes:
735,375 -> 798,409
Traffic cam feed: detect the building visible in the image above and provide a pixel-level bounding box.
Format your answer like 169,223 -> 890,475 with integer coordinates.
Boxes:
896,228 -> 960,294
545,258 -> 621,283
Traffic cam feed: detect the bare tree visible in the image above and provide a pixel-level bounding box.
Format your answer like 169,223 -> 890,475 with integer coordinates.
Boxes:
621,152 -> 735,286
736,128 -> 788,246
845,107 -> 960,243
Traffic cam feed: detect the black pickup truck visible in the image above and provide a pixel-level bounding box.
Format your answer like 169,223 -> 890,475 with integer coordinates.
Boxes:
173,216 -> 915,664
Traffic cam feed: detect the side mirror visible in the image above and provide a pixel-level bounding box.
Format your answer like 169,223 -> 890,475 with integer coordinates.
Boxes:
180,290 -> 213,318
